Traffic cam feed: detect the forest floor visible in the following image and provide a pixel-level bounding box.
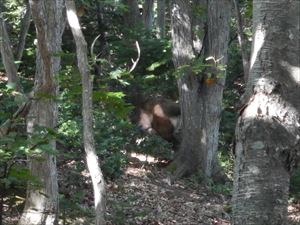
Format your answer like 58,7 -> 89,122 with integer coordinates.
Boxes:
4,150 -> 300,225
105,152 -> 231,225
103,152 -> 300,225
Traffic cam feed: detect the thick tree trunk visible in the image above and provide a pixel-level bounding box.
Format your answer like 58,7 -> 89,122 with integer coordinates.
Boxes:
18,0 -> 64,224
171,0 -> 230,181
66,1 -> 106,224
232,1 -> 300,225
143,0 -> 154,30
202,0 -> 231,178
156,0 -> 165,38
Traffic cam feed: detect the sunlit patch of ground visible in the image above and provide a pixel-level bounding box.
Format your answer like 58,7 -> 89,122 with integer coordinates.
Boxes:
288,203 -> 300,224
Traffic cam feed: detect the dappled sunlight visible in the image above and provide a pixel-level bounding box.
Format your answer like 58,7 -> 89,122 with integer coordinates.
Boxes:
129,152 -> 159,164
280,61 -> 300,83
125,167 -> 150,178
250,23 -> 265,70
66,8 -> 81,31
288,204 -> 300,223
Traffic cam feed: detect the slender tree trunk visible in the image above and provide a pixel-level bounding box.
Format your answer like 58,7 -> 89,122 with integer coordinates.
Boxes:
0,9 -> 22,92
233,0 -> 249,81
202,0 -> 231,178
143,0 -> 154,30
66,1 -> 106,224
156,0 -> 165,38
16,1 -> 31,64
18,0 -> 64,224
232,1 -> 300,225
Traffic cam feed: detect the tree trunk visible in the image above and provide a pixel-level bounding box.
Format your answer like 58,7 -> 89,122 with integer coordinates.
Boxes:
170,0 -> 231,181
156,0 -> 165,38
122,0 -> 141,29
202,0 -> 231,178
66,1 -> 106,224
170,0 -> 201,180
143,0 -> 154,30
232,1 -> 300,225
18,0 -> 64,224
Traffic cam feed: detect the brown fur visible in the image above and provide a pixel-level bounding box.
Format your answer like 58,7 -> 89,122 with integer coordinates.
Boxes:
130,97 -> 180,144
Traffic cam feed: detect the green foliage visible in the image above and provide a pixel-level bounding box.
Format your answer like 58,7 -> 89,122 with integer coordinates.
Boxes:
290,168 -> 300,198
3,0 -> 25,32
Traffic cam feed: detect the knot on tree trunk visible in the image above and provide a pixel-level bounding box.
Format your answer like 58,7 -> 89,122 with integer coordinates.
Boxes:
253,77 -> 281,95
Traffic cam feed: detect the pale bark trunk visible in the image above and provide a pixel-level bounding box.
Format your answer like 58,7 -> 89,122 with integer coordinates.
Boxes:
18,0 -> 64,224
66,1 -> 106,224
232,1 -> 300,224
202,0 -> 231,178
156,0 -> 165,38
143,0 -> 154,30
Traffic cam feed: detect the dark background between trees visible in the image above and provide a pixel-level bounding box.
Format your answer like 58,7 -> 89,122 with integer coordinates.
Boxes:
0,0 -> 299,224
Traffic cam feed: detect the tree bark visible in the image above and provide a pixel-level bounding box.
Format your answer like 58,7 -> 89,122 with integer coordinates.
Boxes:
66,1 -> 106,224
232,1 -> 300,224
171,0 -> 201,180
156,0 -> 165,38
143,0 -> 154,30
18,0 -> 64,224
170,0 -> 231,181
202,0 -> 231,178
